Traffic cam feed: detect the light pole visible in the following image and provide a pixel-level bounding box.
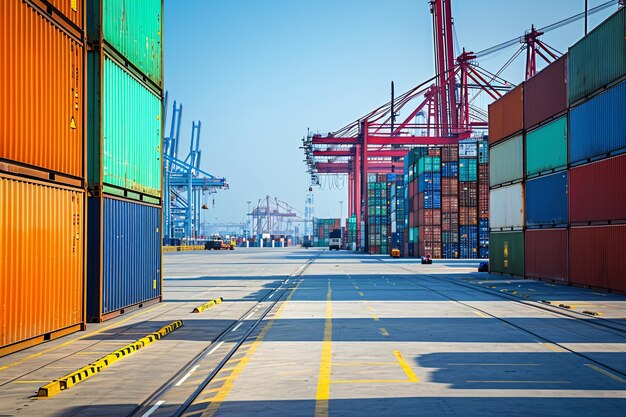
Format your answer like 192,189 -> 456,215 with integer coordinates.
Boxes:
339,200 -> 344,222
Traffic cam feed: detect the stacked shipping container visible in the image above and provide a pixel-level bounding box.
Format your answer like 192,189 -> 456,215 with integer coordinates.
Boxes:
367,173 -> 391,254
313,218 -> 341,247
0,0 -> 87,356
488,7 -> 626,293
86,0 -> 164,322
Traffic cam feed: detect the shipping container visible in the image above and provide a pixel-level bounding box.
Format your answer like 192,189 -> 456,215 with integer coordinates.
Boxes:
488,83 -> 524,144
569,153 -> 626,224
568,7 -> 626,105
0,174 -> 84,356
526,172 -> 568,227
569,225 -> 626,292
0,0 -> 84,182
524,54 -> 568,129
459,158 -> 477,182
49,0 -> 85,29
87,197 -> 161,322
88,54 -> 163,201
525,228 -> 568,283
526,116 -> 568,177
87,0 -> 163,87
489,183 -> 525,229
489,231 -> 524,276
489,135 -> 523,186
569,79 -> 626,165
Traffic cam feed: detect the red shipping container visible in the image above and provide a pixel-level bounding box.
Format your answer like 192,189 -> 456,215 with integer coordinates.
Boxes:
569,225 -> 626,292
525,229 -> 568,283
570,154 -> 626,223
428,148 -> 442,157
442,195 -> 458,212
442,178 -> 458,196
419,209 -> 441,226
524,54 -> 567,130
460,207 -> 478,225
488,83 -> 524,144
459,182 -> 478,207
442,145 -> 459,162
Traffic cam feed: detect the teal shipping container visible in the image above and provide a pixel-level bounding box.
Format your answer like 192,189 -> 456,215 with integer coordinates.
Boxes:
526,116 -> 568,178
88,0 -> 163,87
490,134 -> 523,186
88,53 -> 162,203
459,158 -> 477,182
568,7 -> 625,104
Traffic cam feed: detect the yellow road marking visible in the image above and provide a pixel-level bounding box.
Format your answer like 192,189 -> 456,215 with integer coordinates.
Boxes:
379,328 -> 389,337
393,351 -> 419,382
585,364 -> 626,383
541,343 -> 562,352
0,304 -> 166,372
200,280 -> 302,416
358,291 -> 364,297
12,380 -> 50,384
365,306 -> 374,312
314,281 -> 333,417
371,314 -> 380,322
473,311 -> 489,318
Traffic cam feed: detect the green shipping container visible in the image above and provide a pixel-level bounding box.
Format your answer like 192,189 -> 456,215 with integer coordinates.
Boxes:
489,135 -> 523,186
459,158 -> 477,182
489,231 -> 524,276
418,156 -> 441,176
568,7 -> 625,104
89,54 -> 162,199
88,0 -> 163,87
526,116 -> 568,178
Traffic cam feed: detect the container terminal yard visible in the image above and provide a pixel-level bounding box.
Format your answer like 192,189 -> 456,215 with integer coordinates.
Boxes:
0,1 -> 625,416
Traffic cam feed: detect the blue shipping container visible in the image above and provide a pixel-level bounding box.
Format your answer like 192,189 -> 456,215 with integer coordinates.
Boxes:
460,225 -> 478,258
442,162 -> 459,178
423,190 -> 441,209
479,247 -> 489,259
569,80 -> 626,164
526,172 -> 568,227
87,197 -> 161,321
418,172 -> 442,193
443,243 -> 459,258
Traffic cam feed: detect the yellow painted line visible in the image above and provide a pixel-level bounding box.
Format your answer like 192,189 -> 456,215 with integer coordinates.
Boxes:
37,320 -> 183,397
333,362 -> 396,366
358,291 -> 364,297
0,304 -> 166,372
393,351 -> 419,382
200,281 -> 302,417
365,305 -> 374,312
541,343 -> 562,352
314,281 -> 333,417
473,311 -> 489,318
12,380 -> 50,384
371,314 -> 380,322
585,364 -> 626,383
193,297 -> 223,313
331,379 -> 414,384
379,328 -> 389,337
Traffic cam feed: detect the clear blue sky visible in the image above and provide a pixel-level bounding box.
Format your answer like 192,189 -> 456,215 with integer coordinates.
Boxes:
163,0 -> 617,228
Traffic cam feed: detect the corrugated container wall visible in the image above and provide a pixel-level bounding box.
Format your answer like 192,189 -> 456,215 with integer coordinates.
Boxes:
568,7 -> 626,104
88,55 -> 162,199
569,153 -> 626,224
569,79 -> 626,165
0,0 -> 84,179
526,116 -> 568,177
489,183 -> 525,229
488,84 -> 524,145
0,175 -> 84,354
569,225 -> 626,292
525,229 -> 568,283
49,0 -> 85,29
489,135 -> 523,186
524,54 -> 568,129
525,172 -> 568,227
489,231 -> 524,276
87,0 -> 163,87
87,198 -> 161,322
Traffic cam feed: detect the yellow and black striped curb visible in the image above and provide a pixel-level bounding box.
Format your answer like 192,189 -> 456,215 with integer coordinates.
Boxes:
162,245 -> 205,252
192,297 -> 224,313
37,320 -> 184,398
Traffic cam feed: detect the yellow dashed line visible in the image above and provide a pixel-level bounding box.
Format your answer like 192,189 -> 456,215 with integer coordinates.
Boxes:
585,364 -> 626,383
473,311 -> 489,318
394,351 -> 419,382
314,281 -> 333,417
358,291 -> 364,297
379,328 -> 389,337
541,343 -> 562,352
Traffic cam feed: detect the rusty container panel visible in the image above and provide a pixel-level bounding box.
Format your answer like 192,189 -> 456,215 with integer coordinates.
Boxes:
525,229 -> 568,283
569,225 -> 626,292
0,0 -> 84,179
488,83 -> 524,145
524,54 -> 568,130
569,154 -> 626,224
48,0 -> 84,29
0,174 -> 84,352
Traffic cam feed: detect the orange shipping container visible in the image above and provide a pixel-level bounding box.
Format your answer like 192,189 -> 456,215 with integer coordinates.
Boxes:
0,174 -> 84,357
0,0 -> 84,181
46,0 -> 84,30
488,84 -> 524,145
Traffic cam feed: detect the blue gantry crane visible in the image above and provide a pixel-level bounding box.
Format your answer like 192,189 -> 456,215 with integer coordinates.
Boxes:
163,92 -> 228,244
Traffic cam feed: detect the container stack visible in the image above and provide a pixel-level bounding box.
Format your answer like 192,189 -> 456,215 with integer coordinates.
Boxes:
313,218 -> 341,247
416,152 -> 443,258
390,174 -> 406,254
346,214 -> 357,250
367,173 -> 390,254
567,7 -> 626,293
86,0 -> 164,322
442,145 -> 459,258
1,0 -> 87,356
489,7 -> 626,293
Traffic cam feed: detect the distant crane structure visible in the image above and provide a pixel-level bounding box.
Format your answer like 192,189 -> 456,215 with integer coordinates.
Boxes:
304,192 -> 314,236
249,196 -> 304,236
302,0 -> 619,248
163,92 -> 228,243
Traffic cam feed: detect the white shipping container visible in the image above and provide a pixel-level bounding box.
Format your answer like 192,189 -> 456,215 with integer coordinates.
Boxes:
459,142 -> 478,157
490,183 -> 525,229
